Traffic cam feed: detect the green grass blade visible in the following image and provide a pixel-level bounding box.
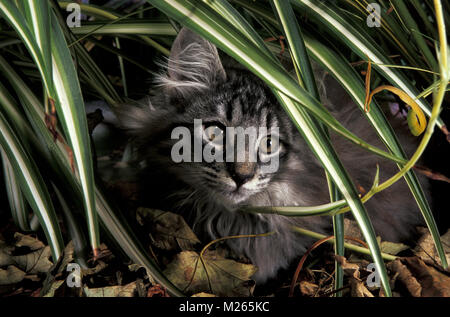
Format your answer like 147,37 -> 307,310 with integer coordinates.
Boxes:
57,1 -> 170,55
50,11 -> 99,255
391,0 -> 438,71
0,0 -> 52,96
1,149 -> 31,231
50,2 -> 124,106
21,0 -> 53,92
0,111 -> 64,259
70,22 -> 177,36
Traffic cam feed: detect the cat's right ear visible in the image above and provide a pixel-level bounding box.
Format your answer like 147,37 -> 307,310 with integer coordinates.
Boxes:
160,27 -> 226,100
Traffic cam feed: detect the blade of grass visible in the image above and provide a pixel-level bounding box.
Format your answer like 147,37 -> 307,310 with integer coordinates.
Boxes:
21,0 -> 53,92
391,0 -> 438,71
0,111 -> 64,259
70,21 -> 177,36
57,1 -> 170,55
50,11 -> 99,256
0,0 -> 52,96
1,149 -> 31,231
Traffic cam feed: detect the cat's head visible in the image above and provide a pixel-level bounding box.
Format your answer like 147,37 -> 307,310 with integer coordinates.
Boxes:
121,28 -> 319,209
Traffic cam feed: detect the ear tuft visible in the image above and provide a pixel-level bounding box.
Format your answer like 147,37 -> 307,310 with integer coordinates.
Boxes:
157,27 -> 226,99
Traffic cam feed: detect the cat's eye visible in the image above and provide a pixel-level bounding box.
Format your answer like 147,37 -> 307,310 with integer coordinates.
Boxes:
259,135 -> 281,157
203,124 -> 224,146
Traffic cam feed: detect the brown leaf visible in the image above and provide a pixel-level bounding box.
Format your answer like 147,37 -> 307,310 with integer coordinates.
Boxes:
299,280 -> 319,296
163,250 -> 257,296
11,246 -> 53,274
388,257 -> 450,297
403,257 -> 450,297
14,233 -> 45,251
335,255 -> 375,297
387,259 -> 422,297
335,255 -> 360,278
349,277 -> 374,297
137,208 -> 200,251
82,260 -> 108,276
84,281 -> 137,297
191,292 -> 216,297
147,284 -> 169,297
0,266 -> 26,285
414,227 -> 450,269
380,241 -> 409,256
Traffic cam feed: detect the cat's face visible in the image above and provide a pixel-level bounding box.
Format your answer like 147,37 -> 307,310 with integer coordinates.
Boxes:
169,73 -> 295,206
122,28 -> 312,209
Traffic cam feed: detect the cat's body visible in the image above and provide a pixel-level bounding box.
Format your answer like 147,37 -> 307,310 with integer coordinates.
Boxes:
115,28 -> 427,283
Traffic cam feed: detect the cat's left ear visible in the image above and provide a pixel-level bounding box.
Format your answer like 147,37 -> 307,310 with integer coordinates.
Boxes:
162,27 -> 226,99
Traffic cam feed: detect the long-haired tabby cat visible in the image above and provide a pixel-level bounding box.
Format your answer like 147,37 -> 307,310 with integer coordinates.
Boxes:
115,27 -> 428,283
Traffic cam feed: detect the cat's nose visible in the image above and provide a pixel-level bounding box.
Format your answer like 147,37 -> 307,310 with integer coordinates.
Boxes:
229,162 -> 256,187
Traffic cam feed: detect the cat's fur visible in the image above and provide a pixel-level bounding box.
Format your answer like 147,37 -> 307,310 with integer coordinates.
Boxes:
117,28 -> 427,283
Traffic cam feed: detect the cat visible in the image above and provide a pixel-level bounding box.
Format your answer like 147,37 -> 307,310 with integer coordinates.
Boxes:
115,27 -> 428,283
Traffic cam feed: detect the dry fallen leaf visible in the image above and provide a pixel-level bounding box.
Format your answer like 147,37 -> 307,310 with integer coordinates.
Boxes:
14,233 -> 46,251
137,208 -> 200,251
11,246 -> 53,274
335,255 -> 374,297
299,280 -> 319,296
0,233 -> 53,280
388,257 -> 450,297
191,292 -> 216,297
84,281 -> 137,297
0,266 -> 26,285
164,250 -> 257,297
147,284 -> 169,297
414,227 -> 450,269
387,258 -> 422,297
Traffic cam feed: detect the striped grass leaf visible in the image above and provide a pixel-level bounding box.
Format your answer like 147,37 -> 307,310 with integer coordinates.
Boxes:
1,149 -> 31,232
147,0 -> 392,296
70,21 -> 177,36
0,110 -> 64,259
57,1 -> 171,56
49,10 -> 100,255
50,3 -> 123,105
20,0 -> 53,93
0,0 -> 53,97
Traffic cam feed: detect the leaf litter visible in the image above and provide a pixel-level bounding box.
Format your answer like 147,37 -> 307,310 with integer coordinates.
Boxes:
0,207 -> 449,297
